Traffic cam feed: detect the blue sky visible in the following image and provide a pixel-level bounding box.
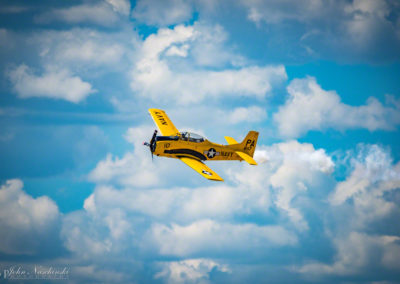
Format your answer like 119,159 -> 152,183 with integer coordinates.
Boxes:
0,0 -> 400,283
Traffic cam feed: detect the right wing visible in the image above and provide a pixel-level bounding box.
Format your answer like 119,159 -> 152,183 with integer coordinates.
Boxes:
148,109 -> 180,136
179,157 -> 224,181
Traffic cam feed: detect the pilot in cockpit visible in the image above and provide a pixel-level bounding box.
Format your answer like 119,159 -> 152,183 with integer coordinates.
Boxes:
180,132 -> 205,143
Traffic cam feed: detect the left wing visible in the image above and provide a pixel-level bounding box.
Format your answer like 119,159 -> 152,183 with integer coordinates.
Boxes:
179,157 -> 224,181
148,109 -> 180,136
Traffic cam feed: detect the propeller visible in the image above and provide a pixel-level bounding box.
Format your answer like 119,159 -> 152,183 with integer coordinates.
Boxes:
143,130 -> 157,161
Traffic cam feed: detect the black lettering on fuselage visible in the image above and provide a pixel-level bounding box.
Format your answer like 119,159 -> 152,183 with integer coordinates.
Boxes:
155,111 -> 168,125
164,143 -> 170,148
220,151 -> 233,157
244,139 -> 255,151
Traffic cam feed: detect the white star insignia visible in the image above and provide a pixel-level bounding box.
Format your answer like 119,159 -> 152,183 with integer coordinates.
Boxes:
208,149 -> 215,158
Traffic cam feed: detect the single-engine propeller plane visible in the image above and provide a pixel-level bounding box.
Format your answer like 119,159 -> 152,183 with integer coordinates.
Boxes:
144,108 -> 259,181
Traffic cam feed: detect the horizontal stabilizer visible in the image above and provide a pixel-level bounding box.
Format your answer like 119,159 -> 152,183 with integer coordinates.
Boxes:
235,151 -> 257,165
224,136 -> 238,145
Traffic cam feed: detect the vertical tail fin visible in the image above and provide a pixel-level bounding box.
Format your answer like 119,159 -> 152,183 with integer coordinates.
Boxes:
239,131 -> 258,157
224,131 -> 259,165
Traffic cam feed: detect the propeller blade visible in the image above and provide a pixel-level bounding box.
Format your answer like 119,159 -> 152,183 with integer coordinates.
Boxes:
145,129 -> 158,161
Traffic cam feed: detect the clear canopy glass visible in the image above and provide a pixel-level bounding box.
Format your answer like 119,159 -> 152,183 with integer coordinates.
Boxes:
180,132 -> 205,142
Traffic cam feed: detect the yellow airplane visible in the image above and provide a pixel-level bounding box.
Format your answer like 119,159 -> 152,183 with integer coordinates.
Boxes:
144,108 -> 259,181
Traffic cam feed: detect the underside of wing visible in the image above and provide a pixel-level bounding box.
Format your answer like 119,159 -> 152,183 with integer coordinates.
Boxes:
179,157 -> 224,181
148,109 -> 180,136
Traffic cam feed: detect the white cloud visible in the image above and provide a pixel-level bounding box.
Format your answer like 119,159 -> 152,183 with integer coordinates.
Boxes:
343,0 -> 393,46
165,44 -> 190,57
155,258 -> 230,284
83,183 -> 271,223
61,210 -> 116,258
132,0 -> 193,26
0,179 -> 60,255
274,77 -> 400,138
8,64 -> 96,103
188,23 -> 246,68
55,38 -> 125,66
226,106 -> 267,124
330,144 -> 400,227
130,24 -> 287,104
88,125 -> 177,187
296,145 -> 400,277
240,0 -> 400,62
105,0 -> 131,16
65,128 -> 341,262
269,141 -> 333,230
86,123 -> 273,219
229,141 -> 334,231
148,220 -> 297,257
35,0 -> 130,26
241,0 -> 324,25
90,126 -> 333,232
31,28 -> 137,69
62,181 -> 288,260
297,232 -> 400,276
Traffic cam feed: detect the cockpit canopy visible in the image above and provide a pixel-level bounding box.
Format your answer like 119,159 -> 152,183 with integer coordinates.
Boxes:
180,132 -> 205,143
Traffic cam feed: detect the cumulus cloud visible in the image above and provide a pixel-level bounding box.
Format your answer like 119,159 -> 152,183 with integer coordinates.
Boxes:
87,125 -> 272,220
274,77 -> 400,138
241,0 -> 324,24
88,125 -> 180,187
61,211 -> 114,258
148,220 -> 297,257
0,179 -> 60,255
225,106 -> 267,124
7,64 -> 96,103
31,28 -> 137,70
83,183 -> 272,224
132,0 -> 193,26
35,0 -> 130,26
90,126 -> 334,231
259,141 -> 334,231
240,0 -> 400,62
155,258 -> 230,284
61,182 -> 293,260
105,0 -> 131,16
65,128 -> 341,264
48,33 -> 125,66
297,145 -> 400,278
297,232 -> 400,276
330,144 -> 400,227
63,128 -> 400,282
229,141 -> 334,231
130,24 -> 287,104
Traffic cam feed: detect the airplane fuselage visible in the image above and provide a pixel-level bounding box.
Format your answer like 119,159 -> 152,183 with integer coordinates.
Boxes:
153,136 -> 243,161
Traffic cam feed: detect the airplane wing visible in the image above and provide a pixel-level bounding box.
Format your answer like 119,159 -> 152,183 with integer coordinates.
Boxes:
179,157 -> 224,181
148,109 -> 180,136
